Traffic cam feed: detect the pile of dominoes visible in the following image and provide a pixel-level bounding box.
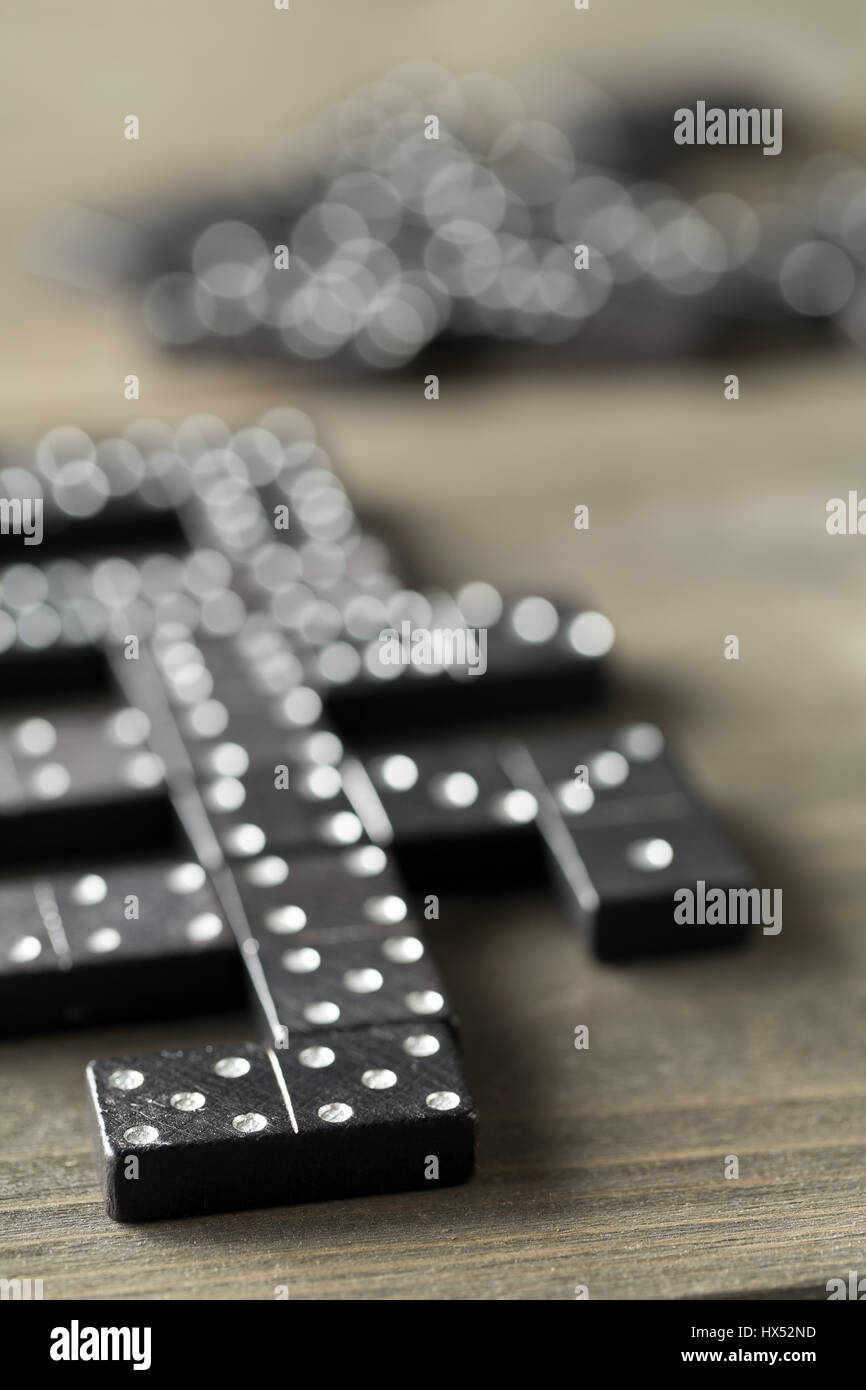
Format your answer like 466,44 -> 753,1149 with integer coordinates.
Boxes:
0,408 -> 751,1220
107,67 -> 866,370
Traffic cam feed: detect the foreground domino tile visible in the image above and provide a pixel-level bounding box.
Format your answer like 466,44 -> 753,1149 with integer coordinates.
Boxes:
86,1027 -> 475,1221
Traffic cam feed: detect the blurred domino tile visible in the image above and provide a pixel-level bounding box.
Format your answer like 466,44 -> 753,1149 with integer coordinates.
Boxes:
0,408 -> 749,1218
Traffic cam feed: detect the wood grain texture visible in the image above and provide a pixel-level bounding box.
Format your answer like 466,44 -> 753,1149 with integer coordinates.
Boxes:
2,0 -> 866,1301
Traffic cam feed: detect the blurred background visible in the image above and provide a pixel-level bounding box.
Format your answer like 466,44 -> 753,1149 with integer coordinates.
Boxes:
2,0 -> 863,813
2,0 -> 866,1299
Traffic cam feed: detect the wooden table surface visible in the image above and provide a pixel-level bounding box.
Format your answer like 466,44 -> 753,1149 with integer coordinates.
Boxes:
1,0 -> 866,1302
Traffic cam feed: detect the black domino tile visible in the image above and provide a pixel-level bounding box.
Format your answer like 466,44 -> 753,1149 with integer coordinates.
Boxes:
0,859 -> 241,1035
87,1042 -> 295,1222
466,597 -> 613,716
182,707 -> 345,788
249,919 -> 450,1037
186,634 -> 297,698
507,734 -> 753,961
232,844 -> 408,938
550,812 -> 753,961
508,723 -> 694,828
86,1025 -> 475,1220
0,472 -> 185,560
0,608 -> 110,698
153,620 -> 337,765
203,759 -> 371,861
320,598 -> 612,738
279,1021 -> 474,1201
363,741 -> 545,889
0,700 -> 174,864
